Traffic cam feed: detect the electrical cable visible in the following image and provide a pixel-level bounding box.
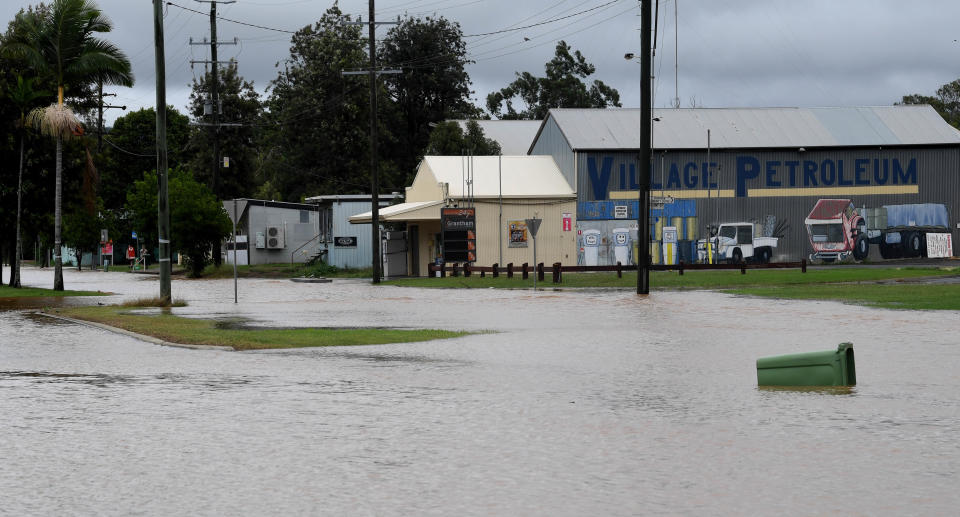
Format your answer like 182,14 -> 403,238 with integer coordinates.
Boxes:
102,137 -> 156,157
462,0 -> 621,37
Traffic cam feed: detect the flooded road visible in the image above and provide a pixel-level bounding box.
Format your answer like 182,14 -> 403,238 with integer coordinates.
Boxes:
2,266 -> 959,515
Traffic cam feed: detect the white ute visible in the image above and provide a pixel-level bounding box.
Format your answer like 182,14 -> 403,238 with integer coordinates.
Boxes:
697,222 -> 778,263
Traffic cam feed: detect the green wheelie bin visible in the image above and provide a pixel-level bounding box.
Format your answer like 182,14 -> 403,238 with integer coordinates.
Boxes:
757,343 -> 856,387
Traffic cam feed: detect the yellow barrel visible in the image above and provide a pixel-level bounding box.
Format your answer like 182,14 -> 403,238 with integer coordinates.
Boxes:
685,216 -> 699,240
649,241 -> 661,265
670,216 -> 684,238
653,217 -> 664,241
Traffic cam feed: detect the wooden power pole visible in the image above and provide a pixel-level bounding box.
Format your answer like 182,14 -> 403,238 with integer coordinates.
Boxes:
153,0 -> 171,301
638,0 -> 652,295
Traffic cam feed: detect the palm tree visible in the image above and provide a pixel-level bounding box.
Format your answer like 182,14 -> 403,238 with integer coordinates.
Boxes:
6,0 -> 133,290
7,75 -> 49,288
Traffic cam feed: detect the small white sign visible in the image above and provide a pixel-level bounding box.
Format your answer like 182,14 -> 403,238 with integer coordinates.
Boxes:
614,205 -> 628,219
925,233 -> 954,258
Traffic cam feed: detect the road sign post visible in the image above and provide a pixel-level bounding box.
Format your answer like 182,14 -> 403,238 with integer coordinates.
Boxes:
525,217 -> 542,290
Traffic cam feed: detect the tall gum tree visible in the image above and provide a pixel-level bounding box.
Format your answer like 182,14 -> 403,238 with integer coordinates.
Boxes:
262,5 -> 372,201
379,15 -> 481,182
486,40 -> 620,120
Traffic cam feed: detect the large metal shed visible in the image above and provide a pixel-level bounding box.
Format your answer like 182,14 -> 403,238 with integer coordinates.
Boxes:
529,106 -> 960,264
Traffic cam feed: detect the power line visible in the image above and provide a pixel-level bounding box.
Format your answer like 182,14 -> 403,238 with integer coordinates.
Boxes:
462,0 -> 621,37
167,1 -> 298,33
102,137 -> 156,157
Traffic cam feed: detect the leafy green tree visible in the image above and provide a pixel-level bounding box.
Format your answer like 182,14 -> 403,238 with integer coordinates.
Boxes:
187,61 -> 262,199
62,145 -> 101,270
4,75 -> 48,286
5,0 -> 133,290
262,5 -> 376,201
127,167 -> 231,277
98,106 -> 190,209
899,79 -> 960,128
379,15 -> 482,178
486,40 -> 620,120
425,120 -> 501,156
62,202 -> 101,270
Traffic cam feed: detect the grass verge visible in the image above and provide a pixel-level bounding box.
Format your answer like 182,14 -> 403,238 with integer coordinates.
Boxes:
198,263 -> 372,280
386,267 -> 960,290
49,305 -> 472,350
0,285 -> 106,298
385,267 -> 960,310
731,283 -> 960,311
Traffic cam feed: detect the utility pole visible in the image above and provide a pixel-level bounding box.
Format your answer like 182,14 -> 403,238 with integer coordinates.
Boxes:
343,3 -> 400,284
367,0 -> 380,284
153,0 -> 171,301
192,0 -> 236,198
96,81 -> 125,153
638,0 -> 652,295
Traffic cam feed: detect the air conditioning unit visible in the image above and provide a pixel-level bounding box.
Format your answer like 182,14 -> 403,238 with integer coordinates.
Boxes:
265,226 -> 285,249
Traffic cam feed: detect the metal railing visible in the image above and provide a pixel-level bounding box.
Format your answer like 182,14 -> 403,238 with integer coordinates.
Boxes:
290,233 -> 327,265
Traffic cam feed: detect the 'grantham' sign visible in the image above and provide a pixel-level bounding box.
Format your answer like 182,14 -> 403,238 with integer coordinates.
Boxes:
441,207 -> 476,263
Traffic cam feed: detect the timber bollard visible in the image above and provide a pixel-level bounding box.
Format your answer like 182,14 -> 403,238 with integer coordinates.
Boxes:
741,263 -> 746,275
802,259 -> 807,273
679,261 -> 684,275
522,263 -> 529,280
452,263 -> 460,277
616,261 -> 622,278
552,262 -> 562,283
507,263 -> 514,278
537,262 -> 544,281
492,263 -> 499,278
464,263 -> 471,277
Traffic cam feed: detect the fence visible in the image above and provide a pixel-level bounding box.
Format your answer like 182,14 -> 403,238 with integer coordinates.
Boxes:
426,260 -> 807,283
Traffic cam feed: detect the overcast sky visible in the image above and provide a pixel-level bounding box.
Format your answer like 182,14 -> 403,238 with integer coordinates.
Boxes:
4,0 -> 960,125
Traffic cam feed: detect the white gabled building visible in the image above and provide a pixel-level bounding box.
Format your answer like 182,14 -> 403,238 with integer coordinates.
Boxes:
351,155 -> 577,276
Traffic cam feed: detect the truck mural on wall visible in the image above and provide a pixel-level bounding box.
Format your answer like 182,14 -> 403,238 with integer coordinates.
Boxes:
696,221 -> 779,264
805,199 -> 950,262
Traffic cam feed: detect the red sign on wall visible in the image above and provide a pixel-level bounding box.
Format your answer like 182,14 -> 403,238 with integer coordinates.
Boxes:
562,212 -> 572,232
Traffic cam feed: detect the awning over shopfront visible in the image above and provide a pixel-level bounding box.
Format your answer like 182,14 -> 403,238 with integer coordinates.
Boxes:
348,200 -> 443,224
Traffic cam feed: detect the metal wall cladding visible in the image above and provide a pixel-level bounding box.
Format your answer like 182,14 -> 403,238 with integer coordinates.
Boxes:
570,147 -> 960,262
330,201 -> 380,269
244,205 -> 319,265
471,199 -> 579,268
529,117 -> 577,189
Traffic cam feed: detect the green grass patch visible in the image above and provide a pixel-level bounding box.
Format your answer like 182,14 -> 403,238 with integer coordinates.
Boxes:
0,284 -> 106,298
51,305 -> 472,350
119,297 -> 188,308
197,263 -> 372,280
385,267 -> 960,290
732,283 -> 960,311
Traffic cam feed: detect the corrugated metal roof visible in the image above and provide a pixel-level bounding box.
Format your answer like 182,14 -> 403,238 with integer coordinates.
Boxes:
454,120 -> 542,155
544,106 -> 960,150
304,193 -> 403,203
349,200 -> 443,223
423,155 -> 575,199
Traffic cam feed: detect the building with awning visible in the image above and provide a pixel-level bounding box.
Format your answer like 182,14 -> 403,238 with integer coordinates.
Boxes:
350,155 -> 576,276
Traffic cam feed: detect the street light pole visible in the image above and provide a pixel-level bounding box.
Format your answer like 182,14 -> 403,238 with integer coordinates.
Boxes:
637,0 -> 652,295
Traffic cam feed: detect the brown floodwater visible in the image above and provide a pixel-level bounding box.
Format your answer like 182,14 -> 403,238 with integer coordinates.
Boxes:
1,266 -> 959,515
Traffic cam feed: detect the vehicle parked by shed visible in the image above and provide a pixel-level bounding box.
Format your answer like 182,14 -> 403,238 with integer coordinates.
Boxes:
697,222 -> 778,264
